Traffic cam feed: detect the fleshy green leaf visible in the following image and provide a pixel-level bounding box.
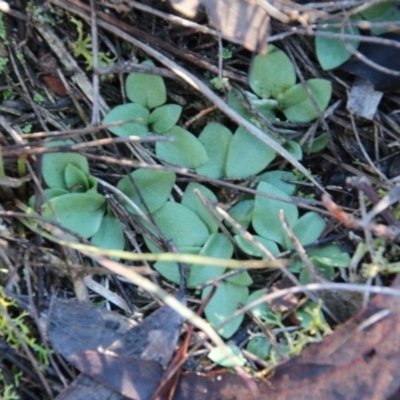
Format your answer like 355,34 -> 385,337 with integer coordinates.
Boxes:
156,126 -> 208,168
279,79 -> 332,123
245,289 -> 272,320
315,23 -> 360,70
117,169 -> 176,215
91,212 -> 125,251
42,143 -> 89,190
246,336 -> 271,360
149,104 -> 182,134
208,343 -> 246,367
64,163 -> 89,192
203,281 -> 249,338
151,202 -> 209,249
249,45 -> 296,99
283,140 -> 302,161
304,133 -> 329,154
253,182 -> 298,245
226,200 -> 254,233
226,271 -> 253,286
196,122 -> 233,179
311,245 -> 351,268
182,182 -> 219,233
259,170 -> 298,196
235,234 -> 279,258
188,233 -> 233,288
283,211 -> 326,250
41,192 -> 106,238
102,103 -> 149,137
225,127 -> 276,178
125,60 -> 166,109
28,188 -> 68,208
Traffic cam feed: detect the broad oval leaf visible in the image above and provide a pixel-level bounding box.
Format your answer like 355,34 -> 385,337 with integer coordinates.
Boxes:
235,234 -> 279,258
182,182 -> 219,234
125,60 -> 166,109
203,281 -> 249,339
225,127 -> 276,178
156,126 -> 208,168
315,25 -> 360,70
259,170 -> 297,196
283,211 -> 326,250
188,233 -> 234,288
151,202 -> 209,249
28,188 -> 68,208
226,271 -> 253,286
246,336 -> 271,360
42,146 -> 89,190
102,103 -> 149,137
64,163 -> 89,192
196,122 -> 233,179
117,169 -> 176,215
249,45 -> 296,99
149,104 -> 182,134
253,182 -> 298,245
245,288 -> 271,320
226,200 -> 254,234
41,192 -> 106,238
91,212 -> 125,251
283,140 -> 302,161
279,79 -> 332,123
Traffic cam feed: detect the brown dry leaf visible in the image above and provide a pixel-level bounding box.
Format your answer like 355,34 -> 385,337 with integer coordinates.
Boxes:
168,0 -> 270,52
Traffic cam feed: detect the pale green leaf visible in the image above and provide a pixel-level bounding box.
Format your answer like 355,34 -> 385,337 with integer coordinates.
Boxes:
253,182 -> 298,245
125,59 -> 166,109
225,127 -> 276,178
41,192 -> 106,238
91,212 -> 125,251
249,45 -> 296,99
226,200 -> 254,233
208,343 -> 246,367
196,122 -> 233,178
188,233 -> 233,288
235,234 -> 279,258
64,163 -> 89,192
203,281 -> 249,338
226,271 -> 253,286
245,289 -> 272,320
259,170 -> 297,196
156,126 -> 208,168
246,336 -> 271,360
182,182 -> 219,233
283,140 -> 302,161
102,103 -> 149,137
304,133 -> 329,154
117,169 -> 176,215
149,104 -> 182,133
279,79 -> 332,123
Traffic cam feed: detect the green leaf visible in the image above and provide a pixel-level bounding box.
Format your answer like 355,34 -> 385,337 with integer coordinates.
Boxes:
315,24 -> 360,70
151,202 -> 209,248
28,188 -> 68,208
300,264 -> 335,283
235,234 -> 279,258
188,233 -> 233,288
196,122 -> 232,179
304,133 -> 329,154
182,182 -> 219,233
279,79 -> 332,123
245,289 -> 272,320
226,200 -> 254,233
249,45 -> 296,99
226,271 -> 253,286
102,103 -> 149,137
117,169 -> 176,215
208,343 -> 246,367
91,212 -> 125,251
283,212 -> 326,250
203,281 -> 249,338
154,247 -> 200,285
364,6 -> 400,35
156,126 -> 208,168
42,144 -> 89,190
310,245 -> 350,268
149,104 -> 182,134
64,163 -> 89,192
259,170 -> 297,196
360,1 -> 393,19
283,140 -> 302,161
41,192 -> 106,238
227,90 -> 254,121
225,127 -> 276,178
246,336 -> 271,360
125,59 -> 166,109
253,182 -> 298,245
